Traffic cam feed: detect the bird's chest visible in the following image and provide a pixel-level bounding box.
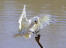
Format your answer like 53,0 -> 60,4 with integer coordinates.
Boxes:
29,24 -> 39,32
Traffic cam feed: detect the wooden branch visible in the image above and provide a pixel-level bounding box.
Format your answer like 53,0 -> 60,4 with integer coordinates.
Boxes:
35,34 -> 43,48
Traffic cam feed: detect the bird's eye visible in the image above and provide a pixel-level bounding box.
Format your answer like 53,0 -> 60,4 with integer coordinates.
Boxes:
35,20 -> 37,22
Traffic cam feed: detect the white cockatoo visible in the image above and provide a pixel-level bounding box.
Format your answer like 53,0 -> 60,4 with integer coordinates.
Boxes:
15,5 -> 54,39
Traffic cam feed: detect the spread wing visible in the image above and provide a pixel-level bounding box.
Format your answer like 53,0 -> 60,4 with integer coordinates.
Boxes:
18,5 -> 29,32
39,15 -> 53,29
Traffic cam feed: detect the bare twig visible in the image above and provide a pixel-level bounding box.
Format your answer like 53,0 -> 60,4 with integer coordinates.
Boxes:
35,34 -> 43,48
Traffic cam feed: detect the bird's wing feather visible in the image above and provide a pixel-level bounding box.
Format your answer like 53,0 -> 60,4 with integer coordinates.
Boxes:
23,32 -> 32,39
39,15 -> 53,29
18,5 -> 29,32
18,5 -> 26,24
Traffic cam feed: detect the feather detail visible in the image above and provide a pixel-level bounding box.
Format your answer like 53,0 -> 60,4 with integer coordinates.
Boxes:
39,15 -> 52,29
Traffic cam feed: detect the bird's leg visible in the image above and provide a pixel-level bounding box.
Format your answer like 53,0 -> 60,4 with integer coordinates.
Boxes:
35,34 -> 43,48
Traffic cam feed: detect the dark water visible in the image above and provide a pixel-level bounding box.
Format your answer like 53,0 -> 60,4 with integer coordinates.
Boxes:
0,0 -> 66,48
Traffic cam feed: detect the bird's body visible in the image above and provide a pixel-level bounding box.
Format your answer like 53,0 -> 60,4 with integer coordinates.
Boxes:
15,5 -> 54,39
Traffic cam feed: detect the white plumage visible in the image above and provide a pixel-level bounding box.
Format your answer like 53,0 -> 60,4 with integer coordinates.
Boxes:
16,5 -> 54,39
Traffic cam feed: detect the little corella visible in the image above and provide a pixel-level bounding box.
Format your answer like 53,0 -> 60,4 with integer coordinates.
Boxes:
15,5 -> 54,39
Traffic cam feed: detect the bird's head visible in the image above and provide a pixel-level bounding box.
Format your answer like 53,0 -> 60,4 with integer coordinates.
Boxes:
32,16 -> 40,24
